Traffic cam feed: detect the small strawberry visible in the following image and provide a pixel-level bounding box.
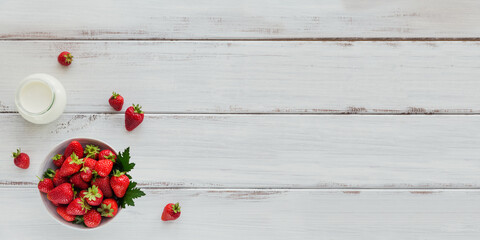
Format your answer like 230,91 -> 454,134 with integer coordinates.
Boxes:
58,153 -> 84,177
98,149 -> 116,161
84,185 -> 103,206
80,167 -> 93,182
64,141 -> 84,159
70,172 -> 89,190
12,148 -> 29,169
52,169 -> 69,187
84,145 -> 100,159
109,92 -> 124,111
125,104 -> 144,131
161,202 -> 181,221
66,197 -> 91,216
92,176 -> 113,198
110,170 -> 130,198
97,198 -> 118,217
58,51 -> 73,66
84,209 -> 102,228
37,177 -> 54,193
95,158 -> 115,177
57,206 -> 75,222
47,183 -> 74,205
78,189 -> 88,199
52,154 -> 65,167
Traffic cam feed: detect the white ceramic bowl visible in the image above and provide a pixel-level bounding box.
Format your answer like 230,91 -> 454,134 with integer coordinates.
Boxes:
38,138 -> 120,230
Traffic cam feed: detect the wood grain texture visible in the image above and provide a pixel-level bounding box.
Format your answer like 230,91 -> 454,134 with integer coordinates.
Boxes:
1,41 -> 480,114
1,188 -> 480,239
1,0 -> 480,39
2,114 -> 480,188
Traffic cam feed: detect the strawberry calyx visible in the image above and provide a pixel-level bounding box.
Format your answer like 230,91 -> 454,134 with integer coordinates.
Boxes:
172,202 -> 181,213
69,153 -> 84,165
78,198 -> 92,213
43,168 -> 56,179
132,104 -> 143,114
85,185 -> 102,201
111,92 -> 120,99
73,215 -> 84,224
98,203 -> 114,217
63,53 -> 73,64
12,148 -> 21,158
80,166 -> 90,173
104,153 -> 116,162
52,154 -> 63,161
113,169 -> 125,177
84,145 -> 100,158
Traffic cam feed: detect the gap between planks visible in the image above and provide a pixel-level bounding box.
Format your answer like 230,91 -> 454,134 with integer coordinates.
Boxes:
2,38 -> 480,42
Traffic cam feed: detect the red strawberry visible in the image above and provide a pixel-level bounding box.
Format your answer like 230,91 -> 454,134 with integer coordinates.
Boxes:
84,185 -> 103,206
57,206 -> 75,222
110,170 -> 130,198
52,154 -> 65,167
64,141 -> 84,159
84,145 -> 100,159
97,198 -> 118,217
92,176 -> 113,198
80,167 -> 93,182
98,149 -> 116,161
57,51 -> 73,66
47,194 -> 60,206
78,190 -> 88,199
37,177 -> 54,193
53,169 -> 69,187
125,104 -> 144,131
66,197 -> 91,215
109,92 -> 124,111
84,209 -> 102,228
84,157 -> 97,168
161,202 -> 181,221
58,153 -> 83,177
95,158 -> 115,177
47,183 -> 74,205
12,149 -> 29,169
70,172 -> 89,190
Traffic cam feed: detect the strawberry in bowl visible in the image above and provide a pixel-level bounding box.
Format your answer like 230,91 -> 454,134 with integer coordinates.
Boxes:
38,138 -> 145,229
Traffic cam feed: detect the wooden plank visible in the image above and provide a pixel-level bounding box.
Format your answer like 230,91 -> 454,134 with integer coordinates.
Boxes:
1,0 -> 480,39
1,188 -> 480,239
2,114 -> 480,188
1,41 -> 480,114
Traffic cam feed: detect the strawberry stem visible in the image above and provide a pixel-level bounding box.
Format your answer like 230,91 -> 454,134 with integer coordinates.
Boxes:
132,104 -> 144,114
12,148 -> 21,158
112,92 -> 120,99
172,202 -> 181,213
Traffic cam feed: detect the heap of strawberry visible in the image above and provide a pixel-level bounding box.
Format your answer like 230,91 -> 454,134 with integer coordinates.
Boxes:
37,140 -> 145,228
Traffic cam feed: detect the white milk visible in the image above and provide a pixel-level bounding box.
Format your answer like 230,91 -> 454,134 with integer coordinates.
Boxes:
16,74 -> 67,124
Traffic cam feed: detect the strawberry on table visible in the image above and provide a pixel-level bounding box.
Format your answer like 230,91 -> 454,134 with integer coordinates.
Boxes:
161,203 -> 181,221
57,51 -> 73,66
66,197 -> 91,216
125,104 -> 144,131
57,206 -> 75,222
84,209 -> 102,228
97,198 -> 118,217
12,148 -> 29,169
47,183 -> 74,205
64,141 -> 84,159
58,153 -> 84,177
37,177 -> 54,193
109,92 -> 124,111
84,185 -> 103,206
92,176 -> 113,198
84,145 -> 100,159
110,170 -> 130,198
70,172 -> 89,190
52,154 -> 65,167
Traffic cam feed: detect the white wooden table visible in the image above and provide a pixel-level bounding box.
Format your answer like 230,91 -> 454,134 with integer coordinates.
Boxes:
2,1 -> 480,239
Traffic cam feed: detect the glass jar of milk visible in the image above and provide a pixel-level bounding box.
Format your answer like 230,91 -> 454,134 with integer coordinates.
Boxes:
15,74 -> 67,124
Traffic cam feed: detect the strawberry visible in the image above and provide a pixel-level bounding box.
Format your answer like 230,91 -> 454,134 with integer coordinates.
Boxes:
57,206 -> 75,222
37,177 -> 54,193
47,183 -> 74,205
12,148 -> 29,169
84,209 -> 102,228
125,104 -> 144,131
110,170 -> 130,198
70,172 -> 89,190
58,51 -> 73,66
97,198 -> 118,217
109,92 -> 124,111
64,141 -> 84,159
95,158 -> 115,177
84,185 -> 103,206
78,189 -> 88,199
84,145 -> 100,159
58,153 -> 83,177
66,197 -> 91,215
80,167 -> 93,182
92,176 -> 113,198
52,154 -> 65,167
47,194 -> 60,206
98,149 -> 116,161
53,169 -> 69,187
161,202 -> 181,221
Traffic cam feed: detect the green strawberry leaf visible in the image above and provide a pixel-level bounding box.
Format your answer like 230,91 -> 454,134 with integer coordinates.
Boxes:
114,147 -> 135,173
43,168 -> 56,179
73,215 -> 84,225
118,181 -> 145,208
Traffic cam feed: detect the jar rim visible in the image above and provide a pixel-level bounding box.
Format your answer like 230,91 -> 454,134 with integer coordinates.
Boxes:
15,76 -> 56,116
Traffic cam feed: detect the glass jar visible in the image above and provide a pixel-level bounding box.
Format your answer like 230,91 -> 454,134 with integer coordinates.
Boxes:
15,73 -> 67,124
